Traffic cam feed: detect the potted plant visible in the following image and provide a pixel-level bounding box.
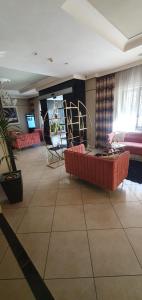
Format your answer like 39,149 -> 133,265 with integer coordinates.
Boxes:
0,112 -> 23,203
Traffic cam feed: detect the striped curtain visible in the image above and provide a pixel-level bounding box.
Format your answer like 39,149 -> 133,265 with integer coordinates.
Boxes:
95,74 -> 115,148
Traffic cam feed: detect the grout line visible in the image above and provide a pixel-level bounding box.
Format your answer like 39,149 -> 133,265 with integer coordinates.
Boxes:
0,245 -> 9,265
81,190 -> 98,300
6,226 -> 142,235
45,276 -> 95,280
0,213 -> 55,300
2,272 -> 142,281
0,276 -> 25,281
110,194 -> 142,271
15,208 -> 29,234
43,194 -> 57,279
45,273 -> 142,280
124,228 -> 142,270
94,273 -> 142,278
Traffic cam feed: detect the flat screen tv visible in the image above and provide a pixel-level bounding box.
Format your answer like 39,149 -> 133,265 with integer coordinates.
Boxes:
26,114 -> 36,129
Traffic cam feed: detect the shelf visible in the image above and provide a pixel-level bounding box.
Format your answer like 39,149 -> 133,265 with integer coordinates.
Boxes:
67,122 -> 79,125
80,128 -> 87,130
67,136 -> 80,140
49,118 -> 61,120
65,107 -> 79,110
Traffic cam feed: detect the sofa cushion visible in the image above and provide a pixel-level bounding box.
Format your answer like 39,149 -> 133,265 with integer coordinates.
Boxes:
123,142 -> 142,155
124,132 -> 142,143
106,132 -> 115,144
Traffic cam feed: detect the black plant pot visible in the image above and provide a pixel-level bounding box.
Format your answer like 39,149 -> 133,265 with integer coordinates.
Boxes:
0,170 -> 23,203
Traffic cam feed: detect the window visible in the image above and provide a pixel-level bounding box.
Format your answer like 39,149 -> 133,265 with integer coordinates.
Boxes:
136,88 -> 142,130
113,65 -> 142,133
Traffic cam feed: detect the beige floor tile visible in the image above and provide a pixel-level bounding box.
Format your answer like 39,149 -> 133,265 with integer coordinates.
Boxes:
82,186 -> 109,204
84,204 -> 122,229
53,205 -> 85,231
45,231 -> 92,278
30,188 -> 57,206
0,230 -> 8,263
56,189 -> 82,205
59,168 -> 68,178
88,229 -> 142,276
126,228 -> 142,266
23,174 -> 42,184
0,279 -> 35,300
46,278 -> 96,300
18,233 -> 50,277
23,177 -> 39,192
96,276 -> 142,300
133,189 -> 142,201
38,177 -> 59,189
3,208 -> 27,232
126,182 -> 142,195
40,171 -> 60,181
114,202 -> 142,227
18,206 -> 54,233
58,177 -> 81,189
0,248 -> 23,279
110,187 -> 139,203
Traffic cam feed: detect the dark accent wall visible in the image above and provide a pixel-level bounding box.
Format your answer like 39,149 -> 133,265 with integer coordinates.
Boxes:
39,79 -> 85,103
39,79 -> 86,146
40,99 -> 52,145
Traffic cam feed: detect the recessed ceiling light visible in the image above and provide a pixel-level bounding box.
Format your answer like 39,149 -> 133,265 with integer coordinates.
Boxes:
32,51 -> 38,56
47,57 -> 54,63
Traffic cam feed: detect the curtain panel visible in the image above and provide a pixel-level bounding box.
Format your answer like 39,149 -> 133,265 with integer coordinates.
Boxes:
113,65 -> 142,132
95,74 -> 115,148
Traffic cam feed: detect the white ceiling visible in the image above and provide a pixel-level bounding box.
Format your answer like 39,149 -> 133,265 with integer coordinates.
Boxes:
0,0 -> 141,90
0,67 -> 47,90
89,0 -> 142,39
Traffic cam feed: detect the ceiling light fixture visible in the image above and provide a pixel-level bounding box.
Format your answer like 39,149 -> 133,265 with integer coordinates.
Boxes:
47,57 -> 53,63
32,51 -> 38,56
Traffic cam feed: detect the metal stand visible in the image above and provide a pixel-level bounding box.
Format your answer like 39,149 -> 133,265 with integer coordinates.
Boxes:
46,145 -> 65,168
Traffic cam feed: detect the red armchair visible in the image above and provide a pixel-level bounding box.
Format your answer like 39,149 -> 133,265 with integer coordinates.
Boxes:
64,144 -> 130,191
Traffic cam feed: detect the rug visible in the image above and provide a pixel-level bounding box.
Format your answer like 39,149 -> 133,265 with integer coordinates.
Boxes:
127,160 -> 142,184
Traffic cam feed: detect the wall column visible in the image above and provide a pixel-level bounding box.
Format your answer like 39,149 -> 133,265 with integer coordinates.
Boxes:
85,78 -> 96,147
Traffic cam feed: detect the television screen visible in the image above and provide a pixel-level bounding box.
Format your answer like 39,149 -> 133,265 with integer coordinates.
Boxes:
26,115 -> 36,129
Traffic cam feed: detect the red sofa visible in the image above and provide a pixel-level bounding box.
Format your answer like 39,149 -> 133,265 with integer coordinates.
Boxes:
123,132 -> 142,155
107,132 -> 142,155
34,128 -> 43,141
12,132 -> 41,149
64,144 -> 130,191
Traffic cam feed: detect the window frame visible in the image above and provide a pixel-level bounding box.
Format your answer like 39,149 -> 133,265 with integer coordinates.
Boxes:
136,87 -> 142,131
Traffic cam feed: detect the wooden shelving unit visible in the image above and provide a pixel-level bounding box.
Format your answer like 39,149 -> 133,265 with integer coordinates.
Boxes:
63,100 -> 88,147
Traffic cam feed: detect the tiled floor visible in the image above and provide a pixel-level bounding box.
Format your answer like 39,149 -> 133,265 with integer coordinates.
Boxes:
1,145 -> 142,299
